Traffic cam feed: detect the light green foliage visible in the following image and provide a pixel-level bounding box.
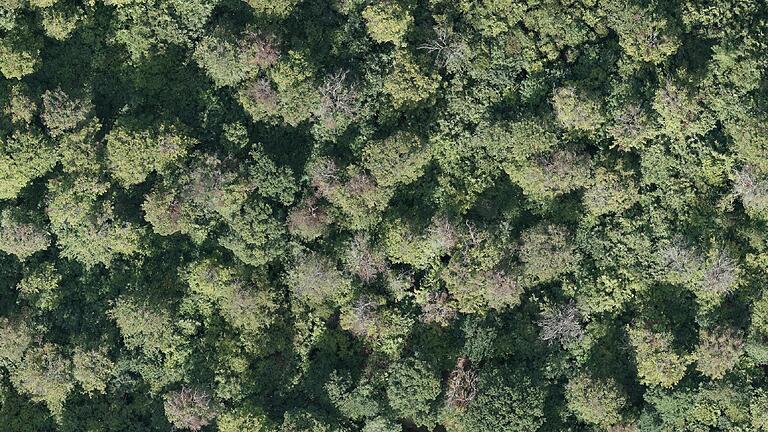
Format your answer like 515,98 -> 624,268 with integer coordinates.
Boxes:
441,226 -> 521,313
583,168 -> 638,218
512,149 -> 592,202
628,324 -> 691,388
610,4 -> 680,64
0,27 -> 41,79
565,373 -> 626,428
239,51 -> 319,126
751,391 -> 768,431
11,343 -> 74,418
41,88 -> 93,138
383,51 -> 439,110
2,0 -> 768,428
279,410 -> 339,432
339,296 -> 412,356
746,294 -> 768,364
4,83 -> 37,125
501,119 -> 559,161
499,119 -> 584,202
309,158 -> 394,230
287,253 -> 352,316
218,202 -> 286,267
0,0 -> 24,31
0,209 -> 51,260
29,0 -> 59,7
110,0 -> 220,61
694,327 -> 743,380
41,4 -> 81,40
382,217 -> 456,270
16,262 -> 60,310
752,294 -> 768,337
194,30 -> 277,88
0,317 -> 33,369
653,79 -> 716,139
184,259 -> 278,343
608,103 -> 656,150
0,129 -> 57,200
46,176 -> 145,267
552,86 -> 605,133
72,347 -> 114,394
362,2 -> 413,45
659,242 -> 740,308
244,0 -> 299,17
363,417 -> 402,432
141,149 -> 279,246
326,372 -> 382,421
386,359 -> 441,428
362,131 -> 430,187
519,224 -> 578,285
57,118 -> 105,176
110,297 -> 181,358
245,145 -> 298,206
643,385 -> 750,431
728,117 -> 768,175
218,405 -> 272,432
456,0 -> 525,37
107,120 -> 196,186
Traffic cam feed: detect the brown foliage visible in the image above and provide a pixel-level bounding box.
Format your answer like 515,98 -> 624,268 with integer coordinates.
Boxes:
243,78 -> 278,111
421,291 -> 457,326
287,196 -> 330,241
240,31 -> 279,68
445,357 -> 478,409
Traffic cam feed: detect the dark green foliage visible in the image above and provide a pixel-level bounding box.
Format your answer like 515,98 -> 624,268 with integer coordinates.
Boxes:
385,359 -> 441,428
0,0 -> 767,430
449,367 -> 546,432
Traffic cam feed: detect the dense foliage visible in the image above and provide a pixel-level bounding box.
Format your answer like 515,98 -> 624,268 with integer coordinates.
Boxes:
2,0 -> 768,431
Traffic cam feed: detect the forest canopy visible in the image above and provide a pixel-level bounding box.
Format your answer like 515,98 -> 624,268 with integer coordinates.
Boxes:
1,0 -> 768,431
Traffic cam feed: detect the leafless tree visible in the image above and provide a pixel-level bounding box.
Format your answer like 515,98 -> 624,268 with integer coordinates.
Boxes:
163,387 -> 218,431
538,302 -> 583,345
445,357 -> 478,409
346,296 -> 380,337
660,239 -> 702,279
734,165 -> 768,214
417,27 -> 467,68
702,251 -> 738,294
316,70 -> 359,130
427,216 -> 458,252
345,233 -> 387,283
308,158 -> 340,197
